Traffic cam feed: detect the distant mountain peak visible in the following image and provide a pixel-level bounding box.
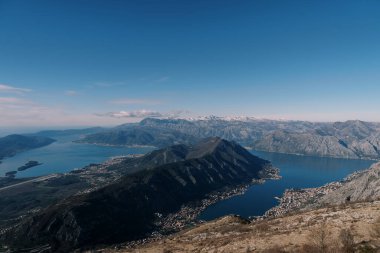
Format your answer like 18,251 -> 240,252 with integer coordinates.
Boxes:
140,115 -> 261,122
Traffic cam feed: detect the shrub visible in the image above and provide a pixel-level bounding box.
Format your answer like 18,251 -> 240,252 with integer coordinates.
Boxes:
254,221 -> 270,233
308,222 -> 330,253
339,229 -> 355,253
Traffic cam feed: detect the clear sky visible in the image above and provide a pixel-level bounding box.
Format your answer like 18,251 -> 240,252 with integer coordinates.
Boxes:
1,0 -> 380,127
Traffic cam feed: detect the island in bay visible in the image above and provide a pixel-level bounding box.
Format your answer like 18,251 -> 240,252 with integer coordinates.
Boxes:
17,160 -> 42,171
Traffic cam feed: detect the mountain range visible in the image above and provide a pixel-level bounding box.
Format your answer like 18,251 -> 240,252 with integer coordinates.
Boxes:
76,118 -> 380,160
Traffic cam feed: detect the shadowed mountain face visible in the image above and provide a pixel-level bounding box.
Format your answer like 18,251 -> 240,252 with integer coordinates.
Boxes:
2,138 -> 272,251
77,118 -> 380,159
0,134 -> 55,161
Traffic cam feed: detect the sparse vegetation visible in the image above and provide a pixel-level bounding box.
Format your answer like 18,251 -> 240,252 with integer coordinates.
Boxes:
261,246 -> 287,253
357,245 -> 377,253
309,222 -> 330,253
254,221 -> 270,234
339,229 -> 355,253
373,217 -> 380,237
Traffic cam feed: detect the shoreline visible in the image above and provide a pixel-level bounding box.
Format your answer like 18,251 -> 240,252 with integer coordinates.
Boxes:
80,141 -> 379,161
17,161 -> 42,172
73,140 -> 157,149
262,182 -> 342,219
245,147 -> 380,162
118,167 -> 281,249
118,183 -> 257,249
261,169 -> 367,219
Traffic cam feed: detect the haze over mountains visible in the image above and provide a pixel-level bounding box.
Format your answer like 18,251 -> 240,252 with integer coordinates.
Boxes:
76,118 -> 380,160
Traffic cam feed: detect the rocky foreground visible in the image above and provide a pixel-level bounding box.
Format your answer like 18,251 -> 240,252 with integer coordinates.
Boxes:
104,200 -> 380,253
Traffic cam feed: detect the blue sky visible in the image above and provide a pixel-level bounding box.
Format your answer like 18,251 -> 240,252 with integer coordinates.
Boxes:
1,0 -> 380,127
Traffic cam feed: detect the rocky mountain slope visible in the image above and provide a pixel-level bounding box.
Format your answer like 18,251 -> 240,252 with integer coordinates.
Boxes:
1,138 -> 274,252
316,162 -> 380,206
0,134 -> 55,161
77,118 -> 380,159
253,130 -> 359,158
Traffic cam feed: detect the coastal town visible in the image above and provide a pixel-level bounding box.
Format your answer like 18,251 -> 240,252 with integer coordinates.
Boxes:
118,183 -> 257,249
263,182 -> 343,218
263,169 -> 367,218
119,167 -> 282,249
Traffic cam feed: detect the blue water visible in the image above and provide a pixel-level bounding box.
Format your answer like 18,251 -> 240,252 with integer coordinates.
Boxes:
1,140 -> 376,217
198,151 -> 376,220
0,135 -> 154,178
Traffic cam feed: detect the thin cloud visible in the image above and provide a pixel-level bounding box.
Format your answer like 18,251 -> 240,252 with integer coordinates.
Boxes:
167,110 -> 191,118
65,90 -> 78,96
0,84 -> 31,94
97,110 -> 163,118
0,97 -> 33,105
109,98 -> 162,105
89,81 -> 127,88
97,109 -> 190,119
156,76 -> 169,83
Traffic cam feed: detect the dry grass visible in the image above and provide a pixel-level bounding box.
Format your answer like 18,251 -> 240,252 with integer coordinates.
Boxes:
254,221 -> 271,234
260,246 -> 287,253
339,229 -> 355,253
373,217 -> 380,238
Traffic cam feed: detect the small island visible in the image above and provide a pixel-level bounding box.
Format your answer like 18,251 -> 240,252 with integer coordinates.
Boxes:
5,171 -> 17,178
17,161 -> 42,171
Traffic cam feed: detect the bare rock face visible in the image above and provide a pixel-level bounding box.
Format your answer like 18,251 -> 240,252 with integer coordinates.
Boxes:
253,130 -> 359,158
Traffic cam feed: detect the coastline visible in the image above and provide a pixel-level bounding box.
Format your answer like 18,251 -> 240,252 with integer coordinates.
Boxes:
118,166 -> 281,249
78,141 -> 379,162
245,147 -> 380,162
261,169 -> 367,219
73,140 -> 157,149
262,182 -> 342,219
